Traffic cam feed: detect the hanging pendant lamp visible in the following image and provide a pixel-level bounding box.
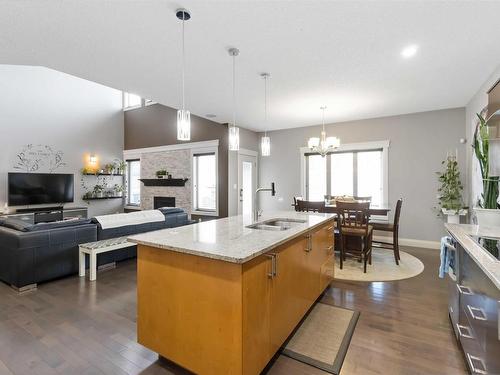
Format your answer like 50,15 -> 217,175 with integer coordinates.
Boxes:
260,73 -> 271,156
228,48 -> 240,151
176,9 -> 191,141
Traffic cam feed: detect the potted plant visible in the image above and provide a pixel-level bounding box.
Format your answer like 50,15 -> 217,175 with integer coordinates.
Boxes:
473,110 -> 500,226
93,184 -> 105,198
104,163 -> 115,174
156,169 -> 168,179
436,155 -> 467,223
115,159 -> 126,175
113,184 -> 125,197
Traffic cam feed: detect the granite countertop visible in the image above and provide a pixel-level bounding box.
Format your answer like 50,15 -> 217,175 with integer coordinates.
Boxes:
128,211 -> 335,264
445,223 -> 500,289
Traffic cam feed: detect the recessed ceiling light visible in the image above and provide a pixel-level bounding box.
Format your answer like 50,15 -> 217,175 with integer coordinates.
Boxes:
401,44 -> 418,59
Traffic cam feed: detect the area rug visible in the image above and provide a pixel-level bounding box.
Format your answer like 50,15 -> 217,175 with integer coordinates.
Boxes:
334,248 -> 424,282
282,303 -> 359,374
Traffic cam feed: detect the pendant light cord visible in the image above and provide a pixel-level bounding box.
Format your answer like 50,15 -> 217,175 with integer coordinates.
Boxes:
264,75 -> 268,137
181,15 -> 186,111
232,54 -> 236,129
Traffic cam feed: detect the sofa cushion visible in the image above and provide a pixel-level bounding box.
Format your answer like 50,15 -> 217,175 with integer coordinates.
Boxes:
1,218 -> 33,232
26,218 -> 93,232
158,207 -> 184,215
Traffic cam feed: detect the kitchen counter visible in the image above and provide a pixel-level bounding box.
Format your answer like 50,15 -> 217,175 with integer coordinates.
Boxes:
129,210 -> 334,263
133,211 -> 335,375
445,223 -> 500,289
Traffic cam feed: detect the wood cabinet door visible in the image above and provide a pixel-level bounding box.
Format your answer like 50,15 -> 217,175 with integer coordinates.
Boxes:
242,254 -> 272,375
310,221 -> 335,294
269,236 -> 309,356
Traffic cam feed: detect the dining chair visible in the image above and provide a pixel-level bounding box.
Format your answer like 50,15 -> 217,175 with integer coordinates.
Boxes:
296,200 -> 326,213
371,198 -> 403,265
293,196 -> 303,211
336,201 -> 373,273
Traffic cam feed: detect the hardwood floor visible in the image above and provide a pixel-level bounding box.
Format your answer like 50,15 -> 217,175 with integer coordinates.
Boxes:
0,247 -> 466,375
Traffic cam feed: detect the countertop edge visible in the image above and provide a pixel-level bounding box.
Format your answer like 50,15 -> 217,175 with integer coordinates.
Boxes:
129,215 -> 335,264
445,223 -> 500,290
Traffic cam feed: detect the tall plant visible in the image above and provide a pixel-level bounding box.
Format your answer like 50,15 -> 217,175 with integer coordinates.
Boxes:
436,155 -> 464,213
474,113 -> 499,209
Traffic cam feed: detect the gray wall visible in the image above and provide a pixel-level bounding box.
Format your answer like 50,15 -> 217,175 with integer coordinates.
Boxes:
124,103 -> 230,217
259,108 -> 466,242
0,65 -> 124,217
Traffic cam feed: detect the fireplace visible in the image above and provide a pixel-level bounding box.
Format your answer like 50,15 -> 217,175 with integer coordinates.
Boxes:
154,196 -> 176,209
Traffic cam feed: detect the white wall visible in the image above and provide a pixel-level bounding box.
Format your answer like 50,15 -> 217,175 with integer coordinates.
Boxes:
0,65 -> 124,217
465,65 -> 500,210
259,108 -> 466,243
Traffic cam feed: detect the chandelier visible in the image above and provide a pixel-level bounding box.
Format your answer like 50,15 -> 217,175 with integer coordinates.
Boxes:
308,106 -> 340,157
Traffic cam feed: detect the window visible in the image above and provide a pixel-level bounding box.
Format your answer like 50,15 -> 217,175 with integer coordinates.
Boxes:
193,153 -> 217,213
123,92 -> 142,110
127,159 -> 141,205
302,141 -> 389,212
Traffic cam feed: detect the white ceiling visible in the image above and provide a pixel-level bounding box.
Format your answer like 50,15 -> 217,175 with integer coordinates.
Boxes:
1,1 -> 500,131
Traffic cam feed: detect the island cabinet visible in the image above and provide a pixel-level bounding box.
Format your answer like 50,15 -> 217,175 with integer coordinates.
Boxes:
137,218 -> 334,375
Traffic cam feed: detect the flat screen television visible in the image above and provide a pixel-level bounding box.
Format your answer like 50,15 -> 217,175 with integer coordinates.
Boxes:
8,172 -> 74,206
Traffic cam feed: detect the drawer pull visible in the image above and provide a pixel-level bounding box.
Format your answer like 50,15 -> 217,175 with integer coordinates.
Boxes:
466,353 -> 487,374
325,226 -> 334,231
325,245 -> 334,251
467,305 -> 487,321
266,254 -> 277,278
304,234 -> 312,252
457,284 -> 473,295
457,323 -> 474,339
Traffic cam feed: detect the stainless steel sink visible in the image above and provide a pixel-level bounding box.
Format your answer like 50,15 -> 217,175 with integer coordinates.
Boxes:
247,218 -> 307,231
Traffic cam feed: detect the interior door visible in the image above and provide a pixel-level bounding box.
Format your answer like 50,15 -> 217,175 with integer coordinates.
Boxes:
238,153 -> 257,216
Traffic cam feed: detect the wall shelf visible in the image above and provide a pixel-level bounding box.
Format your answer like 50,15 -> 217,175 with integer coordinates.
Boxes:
82,173 -> 124,176
139,178 -> 189,187
82,196 -> 124,201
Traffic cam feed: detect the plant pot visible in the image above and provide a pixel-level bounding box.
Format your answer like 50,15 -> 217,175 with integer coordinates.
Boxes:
157,175 -> 164,179
442,208 -> 468,224
96,192 -> 104,198
474,208 -> 500,227
115,192 -> 123,197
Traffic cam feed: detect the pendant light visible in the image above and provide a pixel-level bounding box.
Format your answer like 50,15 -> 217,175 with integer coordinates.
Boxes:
176,9 -> 191,141
228,48 -> 240,151
260,73 -> 271,156
308,106 -> 340,157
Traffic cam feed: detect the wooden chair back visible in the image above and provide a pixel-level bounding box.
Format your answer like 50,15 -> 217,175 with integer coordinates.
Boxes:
293,196 -> 303,211
336,201 -> 370,236
393,198 -> 403,227
296,200 -> 325,213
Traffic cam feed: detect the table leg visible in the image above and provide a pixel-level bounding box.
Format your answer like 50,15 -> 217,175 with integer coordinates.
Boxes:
79,249 -> 85,277
89,252 -> 97,281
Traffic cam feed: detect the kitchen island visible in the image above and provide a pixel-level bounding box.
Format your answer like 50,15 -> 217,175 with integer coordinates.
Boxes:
129,211 -> 335,375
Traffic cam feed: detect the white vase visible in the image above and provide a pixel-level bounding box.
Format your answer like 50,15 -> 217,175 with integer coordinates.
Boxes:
474,208 -> 500,227
442,208 -> 467,224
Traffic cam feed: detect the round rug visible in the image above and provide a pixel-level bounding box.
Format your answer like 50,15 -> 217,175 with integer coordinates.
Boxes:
333,248 -> 424,282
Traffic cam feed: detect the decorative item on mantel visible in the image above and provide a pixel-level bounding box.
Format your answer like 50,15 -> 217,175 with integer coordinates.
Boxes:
435,151 -> 467,224
155,169 -> 169,179
473,109 -> 500,226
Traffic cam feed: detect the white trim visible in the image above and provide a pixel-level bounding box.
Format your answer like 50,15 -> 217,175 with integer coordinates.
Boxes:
123,140 -> 219,159
373,235 -> 440,250
300,140 -> 390,216
191,145 -> 219,217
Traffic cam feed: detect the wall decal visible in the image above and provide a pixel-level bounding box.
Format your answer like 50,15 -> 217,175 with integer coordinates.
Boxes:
14,144 -> 66,173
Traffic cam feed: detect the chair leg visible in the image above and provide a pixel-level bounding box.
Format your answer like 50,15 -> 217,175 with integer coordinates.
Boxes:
393,229 -> 400,265
363,253 -> 367,273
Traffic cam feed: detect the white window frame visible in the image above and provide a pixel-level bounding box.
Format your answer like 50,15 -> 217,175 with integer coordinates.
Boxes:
126,159 -> 141,206
300,140 -> 390,221
191,145 -> 219,217
123,92 -> 142,111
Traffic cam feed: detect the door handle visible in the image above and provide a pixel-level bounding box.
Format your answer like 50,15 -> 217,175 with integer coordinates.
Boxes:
266,253 -> 277,278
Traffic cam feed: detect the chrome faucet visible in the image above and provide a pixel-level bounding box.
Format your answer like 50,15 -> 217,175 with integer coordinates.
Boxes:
254,183 -> 276,222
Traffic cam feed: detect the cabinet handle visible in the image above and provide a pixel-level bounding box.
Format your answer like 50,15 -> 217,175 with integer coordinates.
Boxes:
325,245 -> 334,252
325,226 -> 334,231
457,323 -> 474,339
467,305 -> 487,321
266,253 -> 277,278
466,353 -> 487,374
457,284 -> 473,295
304,234 -> 312,252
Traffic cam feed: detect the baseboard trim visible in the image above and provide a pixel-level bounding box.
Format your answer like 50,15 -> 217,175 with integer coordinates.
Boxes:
373,235 -> 440,250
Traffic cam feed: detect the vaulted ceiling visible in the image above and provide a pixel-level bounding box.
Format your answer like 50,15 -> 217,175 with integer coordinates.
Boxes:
1,1 -> 500,131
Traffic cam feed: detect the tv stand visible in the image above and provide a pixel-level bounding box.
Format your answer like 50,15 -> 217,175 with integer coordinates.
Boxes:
16,206 -> 63,214
1,206 -> 88,224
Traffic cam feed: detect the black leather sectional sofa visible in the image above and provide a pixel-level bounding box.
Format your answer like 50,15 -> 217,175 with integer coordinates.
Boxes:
0,208 -> 193,290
